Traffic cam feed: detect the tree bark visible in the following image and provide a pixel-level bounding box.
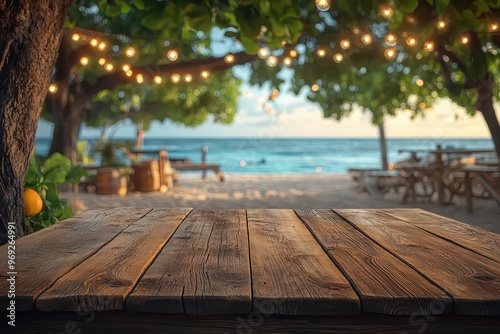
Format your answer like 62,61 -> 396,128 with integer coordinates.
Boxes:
48,105 -> 85,164
378,121 -> 389,171
0,0 -> 73,244
476,76 -> 500,158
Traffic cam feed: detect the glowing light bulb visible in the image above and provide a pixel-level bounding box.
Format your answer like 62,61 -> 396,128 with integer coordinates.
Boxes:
266,55 -> 278,67
352,27 -> 360,35
48,83 -> 58,94
316,48 -> 326,57
311,84 -> 319,92
380,6 -> 394,19
167,49 -> 178,61
490,22 -> 499,32
385,34 -> 397,46
184,74 -> 193,83
170,74 -> 181,83
122,64 -> 131,72
125,70 -> 133,77
289,50 -> 298,57
437,20 -> 446,30
406,37 -> 417,47
98,58 -> 106,65
384,48 -> 397,60
90,38 -> 98,47
315,0 -> 331,11
200,70 -> 210,79
80,56 -> 89,66
416,78 -> 424,87
153,76 -> 163,84
333,53 -> 344,63
136,74 -> 144,84
97,42 -> 107,50
361,34 -> 373,45
424,41 -> 434,51
461,35 -> 469,44
105,63 -> 114,72
72,33 -> 80,41
125,47 -> 136,57
258,47 -> 270,59
282,57 -> 292,66
340,39 -> 350,49
224,54 -> 235,63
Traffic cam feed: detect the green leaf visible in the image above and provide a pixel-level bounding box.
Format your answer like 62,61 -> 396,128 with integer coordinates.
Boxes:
66,165 -> 88,185
399,0 -> 419,13
435,0 -> 450,17
105,5 -> 122,17
141,11 -> 169,30
115,0 -> 132,13
239,35 -> 259,54
462,9 -> 479,30
43,153 -> 71,185
132,0 -> 146,10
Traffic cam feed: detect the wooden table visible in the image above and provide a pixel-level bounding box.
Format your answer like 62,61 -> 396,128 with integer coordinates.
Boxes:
1,208 -> 499,333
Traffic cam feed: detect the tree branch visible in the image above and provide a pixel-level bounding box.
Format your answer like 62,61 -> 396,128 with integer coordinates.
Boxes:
85,52 -> 257,96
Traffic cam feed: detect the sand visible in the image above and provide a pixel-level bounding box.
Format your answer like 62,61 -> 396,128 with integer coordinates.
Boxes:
62,173 -> 500,234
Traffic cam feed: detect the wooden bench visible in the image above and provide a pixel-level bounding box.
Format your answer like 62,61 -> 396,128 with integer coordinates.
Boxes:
1,208 -> 499,333
461,165 -> 500,212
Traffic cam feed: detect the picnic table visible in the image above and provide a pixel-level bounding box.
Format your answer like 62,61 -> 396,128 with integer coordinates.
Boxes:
1,208 -> 499,333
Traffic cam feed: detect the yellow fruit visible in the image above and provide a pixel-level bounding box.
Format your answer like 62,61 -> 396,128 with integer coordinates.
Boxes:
24,189 -> 43,217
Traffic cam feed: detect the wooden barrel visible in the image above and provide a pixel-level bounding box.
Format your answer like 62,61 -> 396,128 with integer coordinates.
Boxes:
95,168 -> 127,196
133,160 -> 160,192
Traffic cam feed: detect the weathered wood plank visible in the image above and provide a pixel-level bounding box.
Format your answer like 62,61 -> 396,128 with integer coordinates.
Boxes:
35,208 -> 192,312
335,209 -> 500,316
0,207 -> 152,311
247,209 -> 360,316
384,208 -> 500,263
296,209 -> 452,315
7,312 -> 500,334
126,209 -> 251,315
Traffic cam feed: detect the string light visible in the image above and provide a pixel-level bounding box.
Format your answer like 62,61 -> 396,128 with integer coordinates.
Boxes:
125,70 -> 133,77
200,70 -> 210,79
122,64 -> 131,72
136,74 -> 144,84
424,41 -> 434,51
416,78 -> 424,87
224,54 -> 235,63
125,47 -> 136,57
437,20 -> 446,30
289,50 -> 298,57
461,35 -> 469,44
281,40 -> 287,46
97,42 -> 107,50
170,73 -> 181,83
316,48 -> 326,57
105,63 -> 114,72
406,37 -> 417,47
48,83 -> 58,94
184,74 -> 193,83
90,38 -> 98,47
98,58 -> 106,65
80,56 -> 89,66
352,27 -> 360,35
380,6 -> 394,19
490,22 -> 499,32
333,53 -> 344,63
266,55 -> 278,67
311,84 -> 320,92
71,33 -> 80,41
385,34 -> 397,46
315,0 -> 331,11
340,39 -> 350,49
167,49 -> 178,61
258,47 -> 270,59
153,75 -> 163,84
361,34 -> 373,45
283,57 -> 293,66
384,48 -> 397,60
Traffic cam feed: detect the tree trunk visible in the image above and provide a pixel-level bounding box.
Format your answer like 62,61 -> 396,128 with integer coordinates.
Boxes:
0,0 -> 73,244
476,76 -> 500,158
378,121 -> 389,171
48,104 -> 85,164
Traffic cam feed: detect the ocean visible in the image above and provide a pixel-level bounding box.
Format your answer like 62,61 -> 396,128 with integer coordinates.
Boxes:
35,137 -> 494,174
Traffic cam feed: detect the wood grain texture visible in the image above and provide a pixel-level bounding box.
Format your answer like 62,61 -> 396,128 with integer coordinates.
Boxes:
35,208 -> 192,312
384,208 -> 500,263
0,207 -> 151,311
6,312 -> 500,334
247,209 -> 360,316
126,209 -> 251,314
295,209 -> 452,315
335,209 -> 500,316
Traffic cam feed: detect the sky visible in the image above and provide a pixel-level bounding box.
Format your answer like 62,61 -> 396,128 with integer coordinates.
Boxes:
36,82 -> 497,140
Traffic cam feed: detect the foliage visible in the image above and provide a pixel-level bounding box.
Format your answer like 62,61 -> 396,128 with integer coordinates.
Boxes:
93,137 -> 133,167
24,154 -> 88,233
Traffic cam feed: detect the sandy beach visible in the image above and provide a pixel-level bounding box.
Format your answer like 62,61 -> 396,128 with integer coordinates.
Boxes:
62,173 -> 500,234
